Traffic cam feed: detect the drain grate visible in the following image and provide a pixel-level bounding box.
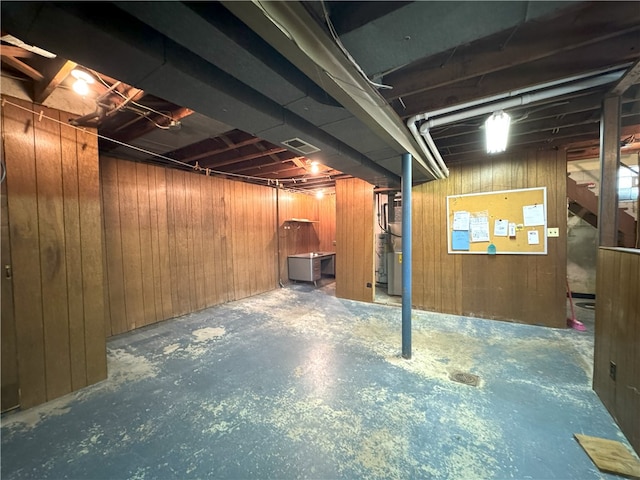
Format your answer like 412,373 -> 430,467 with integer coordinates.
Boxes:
450,371 -> 480,387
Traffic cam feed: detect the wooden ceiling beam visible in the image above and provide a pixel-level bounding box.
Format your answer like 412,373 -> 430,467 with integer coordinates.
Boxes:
0,45 -> 34,58
174,136 -> 263,163
1,54 -> 44,81
35,59 -> 77,104
611,58 -> 640,96
383,2 -> 640,101
198,147 -> 287,168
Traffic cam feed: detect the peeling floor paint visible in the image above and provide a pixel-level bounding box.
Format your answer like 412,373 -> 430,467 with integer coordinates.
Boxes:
1,282 -> 633,480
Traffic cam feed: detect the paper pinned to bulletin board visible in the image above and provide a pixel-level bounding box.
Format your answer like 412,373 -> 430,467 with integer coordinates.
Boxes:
446,187 -> 547,255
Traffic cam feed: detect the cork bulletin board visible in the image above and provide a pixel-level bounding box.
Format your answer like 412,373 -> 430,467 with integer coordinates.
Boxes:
446,187 -> 547,255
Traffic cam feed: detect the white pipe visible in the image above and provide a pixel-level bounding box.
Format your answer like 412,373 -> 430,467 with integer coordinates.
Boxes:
424,65 -> 629,122
421,70 -> 626,131
413,68 -> 627,168
406,113 -> 445,179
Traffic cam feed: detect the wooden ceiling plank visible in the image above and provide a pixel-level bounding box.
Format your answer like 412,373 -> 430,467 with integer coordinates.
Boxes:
35,59 -> 77,104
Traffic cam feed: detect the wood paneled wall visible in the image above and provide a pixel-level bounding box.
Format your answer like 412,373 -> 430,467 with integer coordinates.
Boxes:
413,150 -> 567,327
594,247 -> 639,455
101,156 -> 278,335
336,178 -> 375,302
1,97 -> 106,409
277,190 -> 336,284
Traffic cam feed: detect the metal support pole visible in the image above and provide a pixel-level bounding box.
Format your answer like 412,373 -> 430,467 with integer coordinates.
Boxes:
401,153 -> 412,359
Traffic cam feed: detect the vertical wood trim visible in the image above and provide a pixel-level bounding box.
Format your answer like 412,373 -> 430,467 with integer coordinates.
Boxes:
135,163 -> 156,326
77,125 -> 107,385
147,164 -> 163,322
155,166 -> 173,320
1,138 -> 20,411
117,160 -> 145,330
100,157 -> 127,335
34,106 -> 72,400
599,95 -> 621,247
191,173 -> 206,310
59,111 -> 87,390
4,99 -> 47,408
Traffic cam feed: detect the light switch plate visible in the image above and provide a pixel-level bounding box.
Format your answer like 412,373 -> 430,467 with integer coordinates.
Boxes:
547,227 -> 559,237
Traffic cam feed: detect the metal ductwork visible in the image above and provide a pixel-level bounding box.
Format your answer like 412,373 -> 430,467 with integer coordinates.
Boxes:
0,1 -> 407,186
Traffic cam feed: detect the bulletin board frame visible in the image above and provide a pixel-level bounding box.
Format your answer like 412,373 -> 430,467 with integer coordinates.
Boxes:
446,187 -> 547,255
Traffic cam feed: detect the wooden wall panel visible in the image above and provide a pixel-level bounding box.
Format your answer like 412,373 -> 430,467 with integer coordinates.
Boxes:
276,190 -> 335,284
35,105 -> 72,400
412,150 -> 566,327
76,125 -> 107,384
101,158 -> 278,334
59,112 -> 87,390
594,248 -> 640,455
2,96 -> 106,409
335,178 -> 375,302
1,157 -> 19,412
101,157 -> 127,336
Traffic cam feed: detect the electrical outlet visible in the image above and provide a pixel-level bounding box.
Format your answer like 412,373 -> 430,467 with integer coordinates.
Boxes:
609,361 -> 617,381
547,227 -> 559,237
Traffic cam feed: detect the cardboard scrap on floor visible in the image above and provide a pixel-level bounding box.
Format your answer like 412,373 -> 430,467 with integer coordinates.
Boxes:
574,433 -> 640,478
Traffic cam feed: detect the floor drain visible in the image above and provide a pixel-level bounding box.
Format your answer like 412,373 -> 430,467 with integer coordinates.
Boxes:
450,371 -> 480,387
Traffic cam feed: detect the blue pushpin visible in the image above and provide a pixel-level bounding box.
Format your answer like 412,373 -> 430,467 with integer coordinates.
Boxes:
487,243 -> 496,255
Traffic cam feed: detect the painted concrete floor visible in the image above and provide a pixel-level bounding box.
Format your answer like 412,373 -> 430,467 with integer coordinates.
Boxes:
1,281 -> 634,480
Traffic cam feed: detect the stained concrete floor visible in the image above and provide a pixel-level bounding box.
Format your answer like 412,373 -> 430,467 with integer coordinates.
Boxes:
1,281 -> 633,479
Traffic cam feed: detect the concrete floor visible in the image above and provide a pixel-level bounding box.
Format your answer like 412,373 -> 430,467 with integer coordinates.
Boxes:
1,281 -> 633,479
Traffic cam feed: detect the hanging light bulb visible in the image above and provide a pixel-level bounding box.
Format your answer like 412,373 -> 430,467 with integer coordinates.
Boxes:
485,110 -> 511,154
315,189 -> 324,199
310,161 -> 320,174
70,68 -> 94,96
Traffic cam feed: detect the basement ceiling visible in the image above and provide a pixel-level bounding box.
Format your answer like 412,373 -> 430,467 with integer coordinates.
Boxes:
1,1 -> 639,193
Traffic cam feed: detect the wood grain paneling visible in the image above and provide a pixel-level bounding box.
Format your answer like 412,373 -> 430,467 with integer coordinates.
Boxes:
101,157 -> 278,334
594,247 -> 640,455
413,150 -> 566,327
1,168 -> 19,412
336,178 -> 374,302
2,96 -> 106,409
35,105 -> 72,400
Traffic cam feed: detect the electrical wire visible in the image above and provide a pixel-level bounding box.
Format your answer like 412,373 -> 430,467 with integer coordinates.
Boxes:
0,99 -> 327,195
320,0 -> 392,90
90,69 -> 176,123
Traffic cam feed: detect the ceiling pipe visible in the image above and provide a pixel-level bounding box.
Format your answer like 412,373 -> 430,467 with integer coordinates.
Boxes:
409,66 -> 628,177
422,70 -> 626,130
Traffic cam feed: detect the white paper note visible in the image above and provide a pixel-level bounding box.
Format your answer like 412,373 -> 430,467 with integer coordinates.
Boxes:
469,215 -> 490,242
494,219 -> 509,237
527,230 -> 540,245
452,211 -> 470,231
508,222 -> 516,237
523,204 -> 545,226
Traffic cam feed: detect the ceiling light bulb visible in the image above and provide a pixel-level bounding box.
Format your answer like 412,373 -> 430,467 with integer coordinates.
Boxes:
72,79 -> 90,96
316,190 -> 324,199
70,68 -> 94,96
310,161 -> 320,174
485,110 -> 511,154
